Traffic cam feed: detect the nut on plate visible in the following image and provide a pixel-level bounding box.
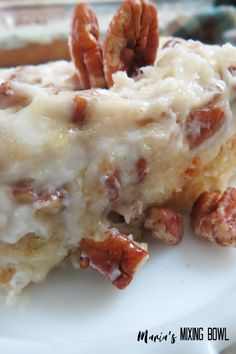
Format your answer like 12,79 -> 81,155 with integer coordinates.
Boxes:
144,206 -> 184,245
79,231 -> 148,289
191,187 -> 236,246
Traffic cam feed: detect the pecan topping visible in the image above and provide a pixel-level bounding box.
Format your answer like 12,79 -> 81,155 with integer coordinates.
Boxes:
144,206 -> 184,245
186,106 -> 225,149
79,232 -> 148,289
103,170 -> 120,202
43,83 -> 60,94
69,4 -> 106,89
136,157 -> 150,183
136,117 -> 156,127
0,81 -> 30,109
12,184 -> 37,204
72,95 -> 88,125
184,156 -> 202,178
103,0 -> 158,87
191,188 -> 236,246
78,252 -> 90,269
12,183 -> 67,215
37,189 -> 67,215
204,83 -> 224,107
69,0 -> 158,88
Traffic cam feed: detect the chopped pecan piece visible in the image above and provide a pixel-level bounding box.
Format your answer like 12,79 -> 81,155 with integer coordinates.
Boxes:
12,183 -> 67,215
78,252 -> 90,269
69,4 -> 106,89
0,81 -> 30,109
191,187 -> 236,246
144,206 -> 184,245
37,189 -> 67,215
66,73 -> 82,91
103,0 -> 158,87
72,95 -> 88,125
184,156 -> 202,178
79,232 -> 148,289
12,183 -> 38,204
136,117 -> 156,127
136,157 -> 150,183
204,83 -> 224,107
186,106 -> 225,149
43,83 -> 60,94
103,170 -> 120,202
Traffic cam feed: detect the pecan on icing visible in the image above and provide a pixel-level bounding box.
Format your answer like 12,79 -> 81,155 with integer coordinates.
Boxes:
102,170 -> 121,202
12,183 -> 67,215
72,95 -> 88,125
136,157 -> 150,183
37,189 -> 67,215
12,183 -> 38,204
103,0 -> 158,87
185,106 -> 225,149
69,4 -> 106,89
0,81 -> 30,109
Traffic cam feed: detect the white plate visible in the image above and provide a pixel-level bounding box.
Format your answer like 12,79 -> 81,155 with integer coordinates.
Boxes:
1,219 -> 236,354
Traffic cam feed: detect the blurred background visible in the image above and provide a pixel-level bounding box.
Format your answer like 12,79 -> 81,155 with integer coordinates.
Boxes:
0,0 -> 236,66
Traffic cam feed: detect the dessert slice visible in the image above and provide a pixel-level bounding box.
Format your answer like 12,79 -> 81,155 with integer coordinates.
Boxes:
1,36 -> 236,297
1,0 -> 236,298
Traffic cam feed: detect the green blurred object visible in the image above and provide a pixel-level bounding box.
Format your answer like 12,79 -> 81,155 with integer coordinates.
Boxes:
172,6 -> 236,44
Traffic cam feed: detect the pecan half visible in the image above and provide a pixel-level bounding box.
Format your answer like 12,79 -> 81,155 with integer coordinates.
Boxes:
191,188 -> 236,246
103,0 -> 158,87
185,106 -> 225,149
69,4 -> 106,89
72,95 -> 88,125
0,81 -> 30,109
144,206 -> 184,245
79,232 -> 148,289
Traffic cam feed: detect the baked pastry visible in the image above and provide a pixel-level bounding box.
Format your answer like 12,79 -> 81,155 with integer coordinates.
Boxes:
0,6 -> 70,67
1,0 -> 236,299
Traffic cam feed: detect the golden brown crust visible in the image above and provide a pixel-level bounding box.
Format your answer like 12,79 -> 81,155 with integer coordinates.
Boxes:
0,234 -> 68,287
172,135 -> 236,210
0,39 -> 70,67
